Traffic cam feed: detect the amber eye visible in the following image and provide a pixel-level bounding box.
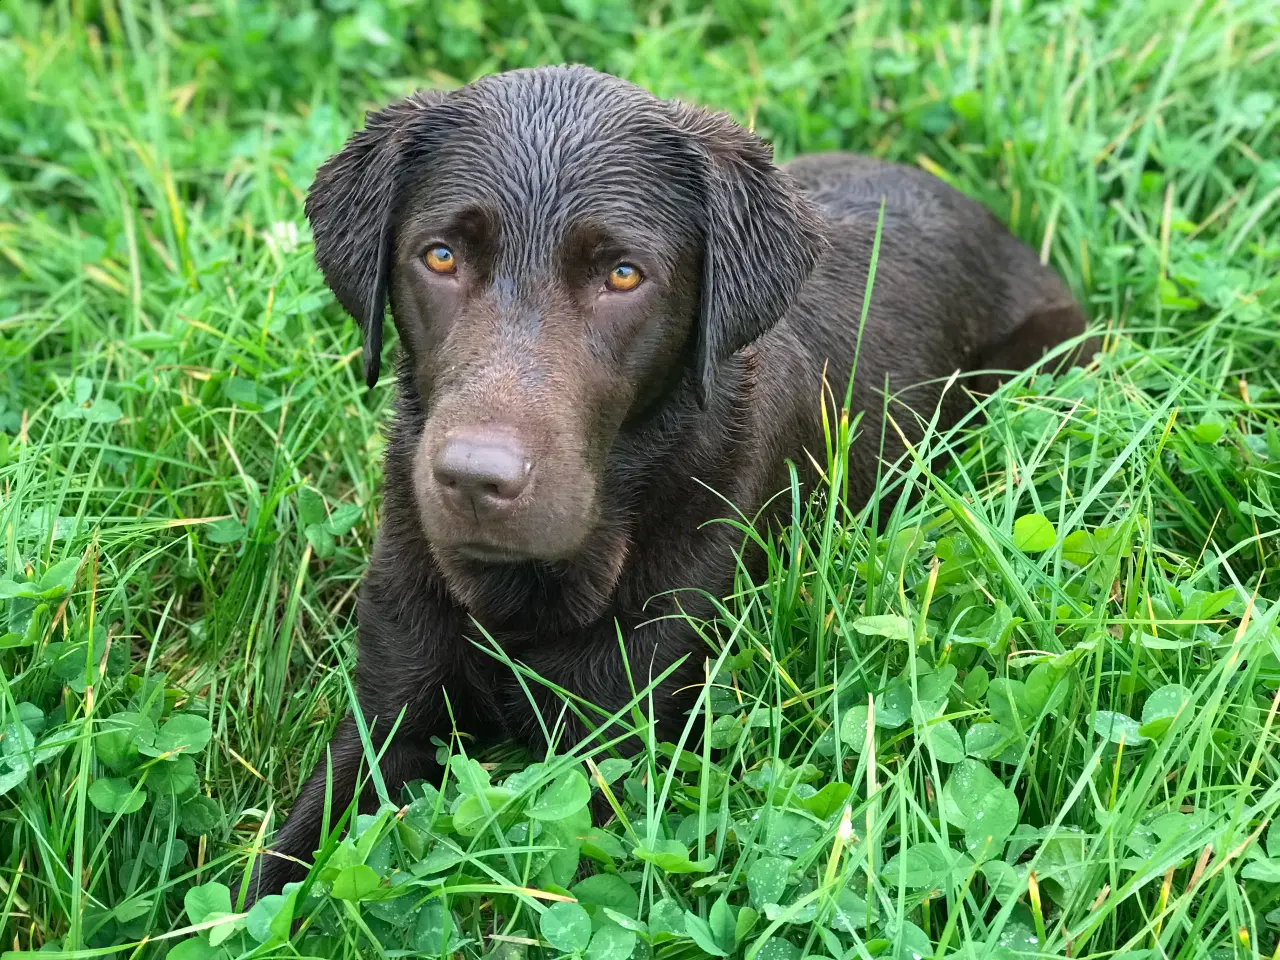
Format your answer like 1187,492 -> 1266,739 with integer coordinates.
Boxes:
425,245 -> 456,274
606,263 -> 642,292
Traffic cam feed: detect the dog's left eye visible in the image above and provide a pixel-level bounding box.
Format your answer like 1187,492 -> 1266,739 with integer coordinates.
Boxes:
425,246 -> 456,274
606,263 -> 642,292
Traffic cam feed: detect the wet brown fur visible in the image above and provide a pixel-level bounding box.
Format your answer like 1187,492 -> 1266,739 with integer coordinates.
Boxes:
247,65 -> 1091,901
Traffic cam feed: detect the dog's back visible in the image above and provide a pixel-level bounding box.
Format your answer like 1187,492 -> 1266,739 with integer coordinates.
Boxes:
754,153 -> 1088,506
786,153 -> 1078,324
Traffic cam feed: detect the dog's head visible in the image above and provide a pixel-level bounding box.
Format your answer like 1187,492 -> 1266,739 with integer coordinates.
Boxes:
306,66 -> 823,570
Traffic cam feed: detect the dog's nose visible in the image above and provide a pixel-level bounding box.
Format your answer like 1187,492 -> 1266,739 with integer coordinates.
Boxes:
432,429 -> 532,514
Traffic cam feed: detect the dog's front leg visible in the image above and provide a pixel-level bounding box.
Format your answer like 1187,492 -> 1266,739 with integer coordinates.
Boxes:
244,710 -> 440,905
244,562 -> 472,905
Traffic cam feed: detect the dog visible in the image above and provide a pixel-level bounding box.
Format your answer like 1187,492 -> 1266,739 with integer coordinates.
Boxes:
247,64 -> 1089,901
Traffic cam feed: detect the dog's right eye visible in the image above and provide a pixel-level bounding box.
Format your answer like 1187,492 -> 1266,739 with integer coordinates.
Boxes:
606,263 -> 642,292
425,246 -> 456,274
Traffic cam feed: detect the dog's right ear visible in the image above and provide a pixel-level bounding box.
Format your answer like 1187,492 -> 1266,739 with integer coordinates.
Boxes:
305,90 -> 449,388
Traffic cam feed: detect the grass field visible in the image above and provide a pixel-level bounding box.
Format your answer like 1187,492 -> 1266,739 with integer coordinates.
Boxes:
2,0 -> 1280,957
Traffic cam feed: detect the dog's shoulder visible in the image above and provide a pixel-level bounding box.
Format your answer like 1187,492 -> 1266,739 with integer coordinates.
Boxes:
783,153 -> 1003,234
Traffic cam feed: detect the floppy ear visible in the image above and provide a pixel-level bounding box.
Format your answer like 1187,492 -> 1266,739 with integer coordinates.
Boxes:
304,90 -> 449,387
670,105 -> 826,406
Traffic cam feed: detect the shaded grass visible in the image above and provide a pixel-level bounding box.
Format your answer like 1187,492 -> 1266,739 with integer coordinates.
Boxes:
1,0 -> 1279,957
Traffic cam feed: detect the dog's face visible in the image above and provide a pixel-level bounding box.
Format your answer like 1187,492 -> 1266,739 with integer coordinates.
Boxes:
305,67 -> 823,569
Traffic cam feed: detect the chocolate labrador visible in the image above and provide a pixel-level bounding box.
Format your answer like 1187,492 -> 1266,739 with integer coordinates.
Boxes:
247,64 -> 1089,900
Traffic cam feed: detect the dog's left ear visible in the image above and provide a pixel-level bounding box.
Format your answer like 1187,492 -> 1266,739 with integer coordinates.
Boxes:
670,104 -> 826,406
305,89 -> 451,388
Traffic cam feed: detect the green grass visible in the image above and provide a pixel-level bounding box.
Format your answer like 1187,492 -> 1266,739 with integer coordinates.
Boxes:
2,0 -> 1279,957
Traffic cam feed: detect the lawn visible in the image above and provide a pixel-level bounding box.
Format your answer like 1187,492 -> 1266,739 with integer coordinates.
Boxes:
2,0 -> 1279,957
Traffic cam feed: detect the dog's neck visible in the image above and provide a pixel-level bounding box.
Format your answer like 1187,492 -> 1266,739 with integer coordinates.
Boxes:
383,352 -> 758,634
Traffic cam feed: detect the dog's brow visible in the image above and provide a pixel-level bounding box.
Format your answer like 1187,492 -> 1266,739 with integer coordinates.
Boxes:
565,221 -> 630,257
398,203 -> 499,258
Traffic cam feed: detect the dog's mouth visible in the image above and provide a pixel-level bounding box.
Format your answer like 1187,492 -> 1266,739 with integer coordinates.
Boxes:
451,542 -> 538,564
